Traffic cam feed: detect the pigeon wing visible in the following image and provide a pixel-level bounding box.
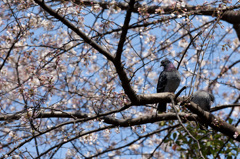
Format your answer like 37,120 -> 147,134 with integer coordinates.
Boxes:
157,71 -> 167,93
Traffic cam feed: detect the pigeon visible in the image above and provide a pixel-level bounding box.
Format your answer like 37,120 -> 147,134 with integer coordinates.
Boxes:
191,90 -> 214,112
157,58 -> 181,112
191,90 -> 215,129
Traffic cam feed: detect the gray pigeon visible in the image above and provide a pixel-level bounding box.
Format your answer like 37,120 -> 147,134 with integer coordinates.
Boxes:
191,90 -> 214,112
191,90 -> 214,129
157,58 -> 181,112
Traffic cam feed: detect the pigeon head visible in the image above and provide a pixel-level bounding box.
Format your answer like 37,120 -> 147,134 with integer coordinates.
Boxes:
160,58 -> 171,66
161,58 -> 176,71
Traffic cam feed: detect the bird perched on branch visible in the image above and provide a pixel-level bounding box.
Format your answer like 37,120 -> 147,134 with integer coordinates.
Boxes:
157,58 -> 181,113
191,90 -> 214,112
191,90 -> 215,129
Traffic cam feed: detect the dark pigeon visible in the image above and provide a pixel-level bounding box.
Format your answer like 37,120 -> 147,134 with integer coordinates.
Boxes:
157,58 -> 181,112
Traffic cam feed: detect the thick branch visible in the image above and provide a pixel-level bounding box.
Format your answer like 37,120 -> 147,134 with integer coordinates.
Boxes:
103,112 -> 196,127
52,0 -> 240,42
222,10 -> 240,24
138,92 -> 174,105
53,0 -> 240,23
184,101 -> 240,142
115,0 -> 135,62
114,62 -> 139,102
233,23 -> 240,40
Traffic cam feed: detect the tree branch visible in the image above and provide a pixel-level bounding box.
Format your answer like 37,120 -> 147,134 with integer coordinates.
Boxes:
183,101 -> 240,142
2,97 -> 240,143
34,0 -> 140,103
115,0 -> 135,62
137,92 -> 175,105
113,62 -> 139,102
211,104 -> 240,112
34,0 -> 114,62
103,112 -> 196,127
53,0 -> 240,24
